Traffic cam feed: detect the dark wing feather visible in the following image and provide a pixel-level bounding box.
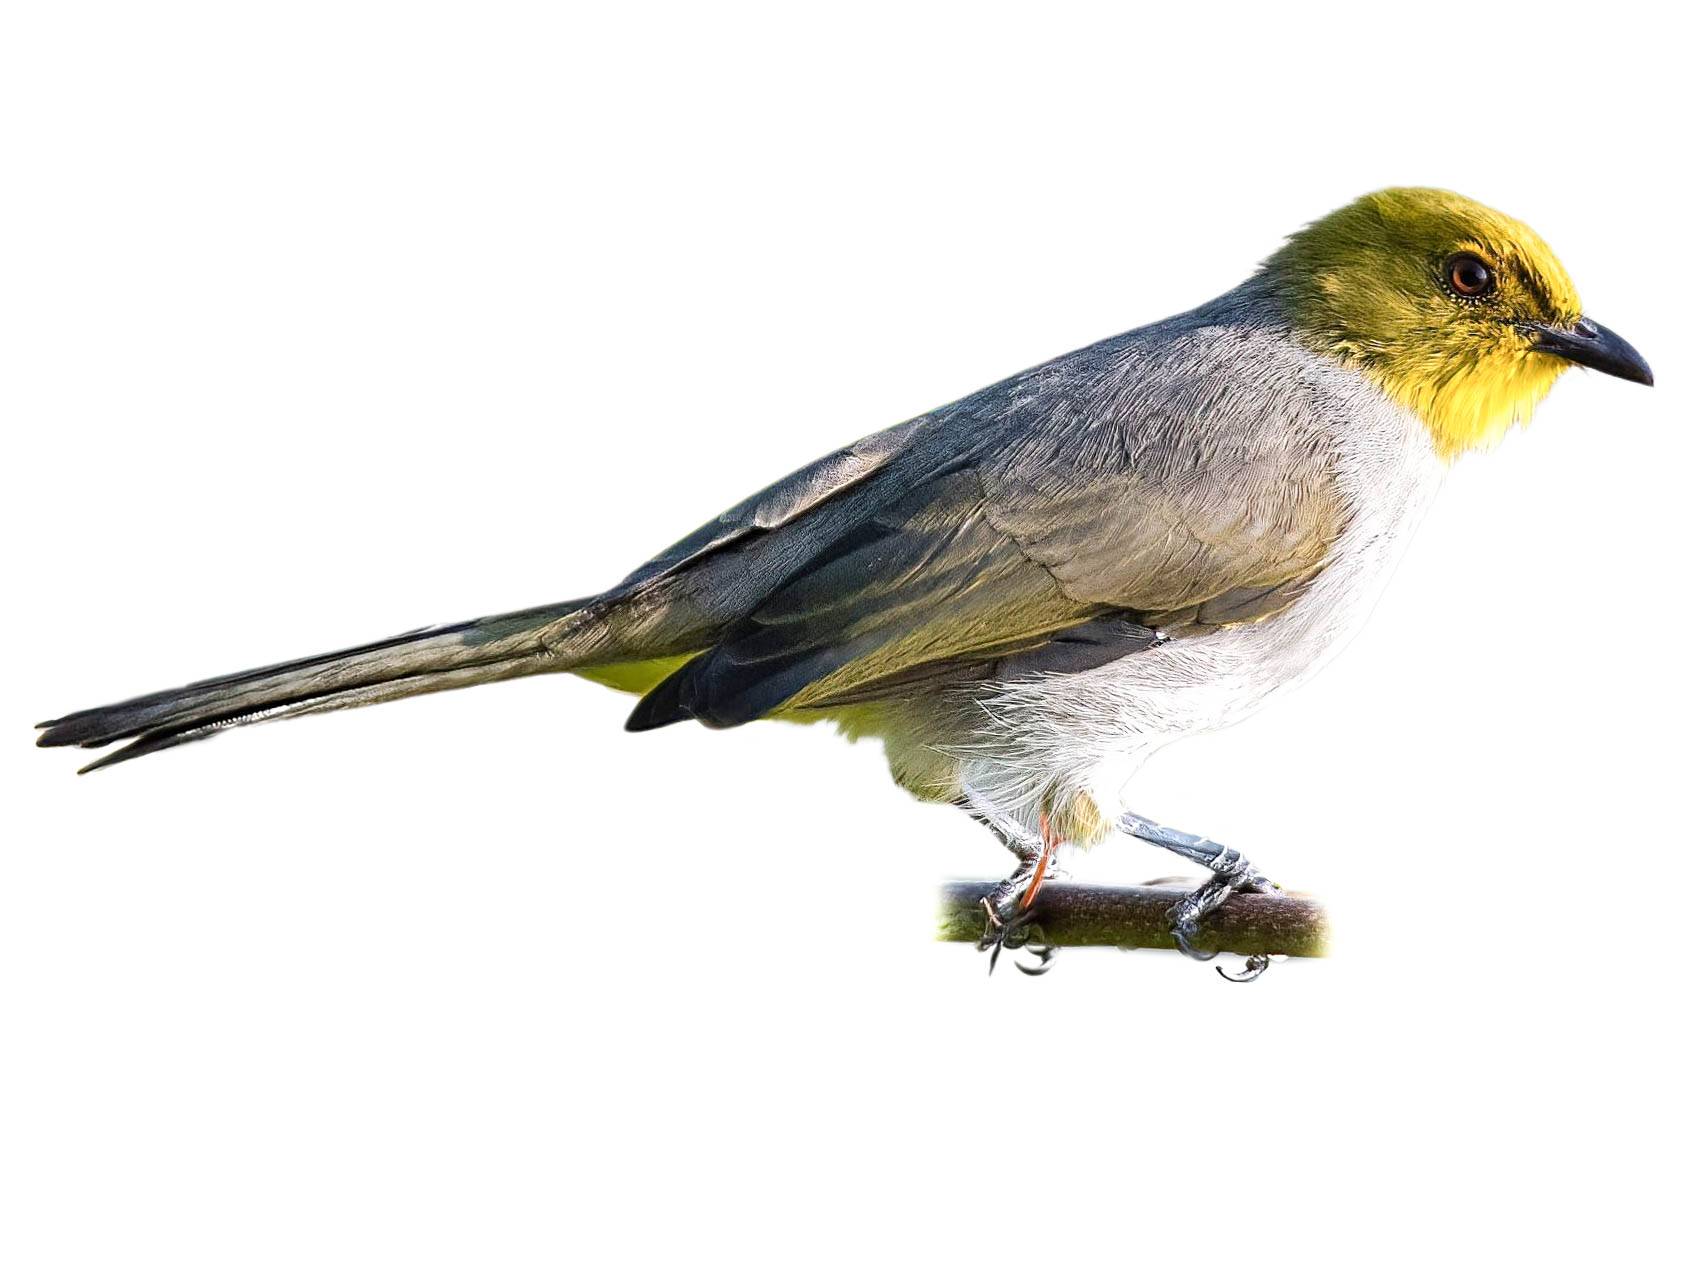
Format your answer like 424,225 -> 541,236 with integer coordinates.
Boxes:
627,467 -> 1100,728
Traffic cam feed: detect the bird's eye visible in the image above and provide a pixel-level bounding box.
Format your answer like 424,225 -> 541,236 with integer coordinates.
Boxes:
1445,252 -> 1495,299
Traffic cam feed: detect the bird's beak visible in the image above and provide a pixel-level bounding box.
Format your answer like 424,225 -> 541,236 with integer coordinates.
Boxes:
1526,317 -> 1654,386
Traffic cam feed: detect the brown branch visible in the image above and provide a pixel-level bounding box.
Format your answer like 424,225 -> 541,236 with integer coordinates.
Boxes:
937,881 -> 1330,958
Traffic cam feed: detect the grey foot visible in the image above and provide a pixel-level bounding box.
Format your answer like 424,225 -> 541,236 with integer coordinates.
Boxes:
977,874 -> 1060,977
965,793 -> 1067,977
1117,811 -> 1281,971
1166,847 -> 1277,962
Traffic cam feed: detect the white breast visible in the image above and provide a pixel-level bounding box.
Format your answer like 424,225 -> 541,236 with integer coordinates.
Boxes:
945,374 -> 1445,828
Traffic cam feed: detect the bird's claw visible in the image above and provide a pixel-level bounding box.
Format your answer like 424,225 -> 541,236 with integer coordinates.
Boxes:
1217,954 -> 1272,983
977,896 -> 1056,976
1014,942 -> 1059,976
1170,920 -> 1219,962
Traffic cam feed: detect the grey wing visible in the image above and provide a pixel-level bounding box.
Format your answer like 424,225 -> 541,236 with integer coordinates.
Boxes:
626,322 -> 1350,730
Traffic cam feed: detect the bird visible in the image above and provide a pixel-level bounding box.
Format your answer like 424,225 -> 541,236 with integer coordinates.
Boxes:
37,188 -> 1653,973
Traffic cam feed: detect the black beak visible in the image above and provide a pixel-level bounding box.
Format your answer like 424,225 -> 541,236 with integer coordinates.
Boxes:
1527,317 -> 1654,386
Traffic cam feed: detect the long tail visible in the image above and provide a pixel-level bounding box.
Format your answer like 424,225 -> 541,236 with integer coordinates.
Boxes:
36,599 -> 600,773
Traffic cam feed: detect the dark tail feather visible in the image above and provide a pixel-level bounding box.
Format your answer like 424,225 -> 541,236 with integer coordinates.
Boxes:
37,598 -> 595,772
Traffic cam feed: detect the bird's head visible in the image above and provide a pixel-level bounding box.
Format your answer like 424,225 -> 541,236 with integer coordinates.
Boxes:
1265,187 -> 1651,460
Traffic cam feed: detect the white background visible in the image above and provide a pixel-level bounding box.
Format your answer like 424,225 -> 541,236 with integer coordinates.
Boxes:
3,3 -> 1679,1259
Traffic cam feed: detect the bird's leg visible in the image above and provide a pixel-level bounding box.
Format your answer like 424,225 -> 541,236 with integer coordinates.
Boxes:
1010,813 -> 1066,975
961,794 -> 1064,975
962,797 -> 1040,927
1021,812 -> 1066,910
1116,811 -> 1279,963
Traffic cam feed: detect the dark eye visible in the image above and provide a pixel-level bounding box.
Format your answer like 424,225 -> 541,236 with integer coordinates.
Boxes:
1445,252 -> 1495,298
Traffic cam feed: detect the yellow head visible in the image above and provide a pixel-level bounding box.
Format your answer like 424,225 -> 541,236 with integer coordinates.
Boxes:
1266,188 -> 1651,460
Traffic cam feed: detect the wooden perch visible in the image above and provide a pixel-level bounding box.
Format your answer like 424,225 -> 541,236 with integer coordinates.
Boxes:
937,881 -> 1329,958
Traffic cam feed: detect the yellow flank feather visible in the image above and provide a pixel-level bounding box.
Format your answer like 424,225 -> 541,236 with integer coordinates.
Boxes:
574,654 -> 698,696
1267,188 -> 1581,459
580,653 -> 890,744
